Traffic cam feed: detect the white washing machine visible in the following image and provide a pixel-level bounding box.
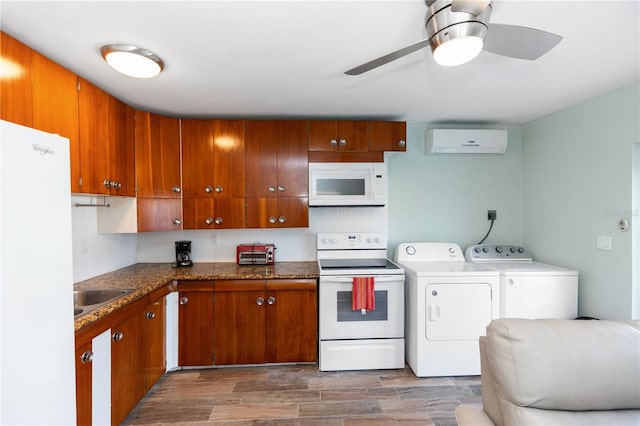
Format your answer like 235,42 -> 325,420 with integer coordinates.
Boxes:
465,244 -> 578,319
395,242 -> 499,377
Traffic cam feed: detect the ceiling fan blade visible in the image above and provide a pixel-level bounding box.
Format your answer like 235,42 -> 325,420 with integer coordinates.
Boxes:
484,23 -> 562,60
345,38 -> 430,75
450,0 -> 491,15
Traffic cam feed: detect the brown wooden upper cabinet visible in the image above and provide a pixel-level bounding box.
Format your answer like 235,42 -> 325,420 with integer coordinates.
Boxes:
181,119 -> 245,229
31,51 -> 81,192
368,120 -> 407,152
77,78 -> 135,196
308,120 -> 368,152
245,120 -> 309,228
135,111 -> 183,232
181,119 -> 245,198
0,32 -> 33,127
135,111 -> 181,198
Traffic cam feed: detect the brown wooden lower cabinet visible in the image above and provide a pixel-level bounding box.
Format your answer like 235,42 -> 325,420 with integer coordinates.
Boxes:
74,339 -> 92,426
75,289 -> 168,425
111,307 -> 145,425
178,280 -> 215,366
142,295 -> 166,391
213,279 -> 317,365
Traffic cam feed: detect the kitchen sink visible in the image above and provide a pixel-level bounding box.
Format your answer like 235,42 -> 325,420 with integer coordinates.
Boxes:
73,288 -> 134,316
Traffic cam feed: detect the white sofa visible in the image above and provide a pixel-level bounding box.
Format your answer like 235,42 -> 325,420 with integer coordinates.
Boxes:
456,318 -> 640,426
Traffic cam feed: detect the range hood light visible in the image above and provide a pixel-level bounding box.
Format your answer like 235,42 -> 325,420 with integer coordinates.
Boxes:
100,44 -> 164,78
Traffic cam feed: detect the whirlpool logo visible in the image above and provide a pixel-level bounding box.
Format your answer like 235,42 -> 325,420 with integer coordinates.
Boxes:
32,144 -> 54,155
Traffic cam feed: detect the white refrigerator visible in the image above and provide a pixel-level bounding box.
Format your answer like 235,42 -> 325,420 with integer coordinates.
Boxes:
0,120 -> 76,424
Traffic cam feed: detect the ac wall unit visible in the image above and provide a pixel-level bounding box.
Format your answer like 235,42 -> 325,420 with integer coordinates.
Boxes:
425,129 -> 508,155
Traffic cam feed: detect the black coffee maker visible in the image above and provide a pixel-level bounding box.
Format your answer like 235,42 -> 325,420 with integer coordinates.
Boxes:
173,240 -> 193,268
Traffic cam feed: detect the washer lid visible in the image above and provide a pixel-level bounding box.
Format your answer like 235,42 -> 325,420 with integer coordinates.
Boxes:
479,261 -> 578,276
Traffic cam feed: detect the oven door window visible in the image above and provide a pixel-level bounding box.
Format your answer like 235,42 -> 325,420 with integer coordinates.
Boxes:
336,290 -> 388,321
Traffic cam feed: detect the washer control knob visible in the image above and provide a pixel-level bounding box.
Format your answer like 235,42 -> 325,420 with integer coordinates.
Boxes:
510,247 -> 516,253
482,247 -> 489,253
405,246 -> 416,255
448,247 -> 456,254
474,247 -> 481,253
496,246 -> 503,253
518,247 -> 524,253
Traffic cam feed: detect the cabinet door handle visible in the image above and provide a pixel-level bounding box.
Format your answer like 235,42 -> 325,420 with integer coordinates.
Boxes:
338,139 -> 347,146
80,350 -> 94,364
173,218 -> 182,225
146,311 -> 156,320
277,185 -> 285,192
398,139 -> 406,147
172,185 -> 181,193
179,296 -> 189,305
268,185 -> 276,192
329,139 -> 338,146
269,216 -> 277,224
278,216 -> 286,224
215,217 -> 223,225
112,331 -> 124,342
103,179 -> 112,188
110,181 -> 122,189
205,217 -> 214,225
215,185 -> 223,193
256,297 -> 265,306
205,185 -> 214,193
267,296 -> 276,305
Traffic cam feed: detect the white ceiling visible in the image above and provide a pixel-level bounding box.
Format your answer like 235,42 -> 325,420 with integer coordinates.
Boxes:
1,1 -> 638,124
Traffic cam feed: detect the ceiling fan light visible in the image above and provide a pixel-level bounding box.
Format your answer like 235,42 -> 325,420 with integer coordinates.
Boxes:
433,36 -> 484,66
100,44 -> 164,79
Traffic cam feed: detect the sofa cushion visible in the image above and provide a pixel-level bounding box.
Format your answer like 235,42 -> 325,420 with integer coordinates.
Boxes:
486,319 -> 640,411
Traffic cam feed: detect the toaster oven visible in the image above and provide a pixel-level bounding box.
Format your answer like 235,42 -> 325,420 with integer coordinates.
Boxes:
236,243 -> 275,265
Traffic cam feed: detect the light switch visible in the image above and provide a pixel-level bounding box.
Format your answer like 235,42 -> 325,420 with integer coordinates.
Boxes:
596,235 -> 613,251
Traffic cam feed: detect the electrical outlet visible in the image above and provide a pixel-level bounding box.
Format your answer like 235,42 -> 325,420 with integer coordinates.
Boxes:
210,233 -> 218,245
487,210 -> 497,220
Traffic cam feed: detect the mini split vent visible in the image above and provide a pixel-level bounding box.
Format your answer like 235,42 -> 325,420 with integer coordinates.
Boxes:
425,129 -> 508,155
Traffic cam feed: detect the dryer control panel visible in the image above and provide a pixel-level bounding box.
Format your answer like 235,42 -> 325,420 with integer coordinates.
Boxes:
465,244 -> 532,262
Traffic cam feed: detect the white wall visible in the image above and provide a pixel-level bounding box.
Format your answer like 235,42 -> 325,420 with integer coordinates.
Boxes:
71,195 -> 137,282
522,82 -> 640,320
387,124 -> 523,256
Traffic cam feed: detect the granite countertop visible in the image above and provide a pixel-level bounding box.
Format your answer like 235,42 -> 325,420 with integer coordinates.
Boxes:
74,261 -> 319,331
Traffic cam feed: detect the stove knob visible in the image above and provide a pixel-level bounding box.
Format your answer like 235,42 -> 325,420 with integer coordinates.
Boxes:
496,246 -> 503,253
482,247 -> 489,253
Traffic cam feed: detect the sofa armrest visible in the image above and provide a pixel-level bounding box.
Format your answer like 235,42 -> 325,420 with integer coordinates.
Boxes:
455,405 -> 495,426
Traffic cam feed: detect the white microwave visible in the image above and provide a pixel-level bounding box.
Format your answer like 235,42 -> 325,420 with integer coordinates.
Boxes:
308,162 -> 386,206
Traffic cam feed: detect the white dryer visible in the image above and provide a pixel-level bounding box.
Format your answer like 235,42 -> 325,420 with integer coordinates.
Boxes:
465,244 -> 578,319
395,242 -> 499,377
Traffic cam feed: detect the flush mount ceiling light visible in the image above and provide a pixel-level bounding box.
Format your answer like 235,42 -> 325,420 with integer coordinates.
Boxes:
100,44 -> 165,78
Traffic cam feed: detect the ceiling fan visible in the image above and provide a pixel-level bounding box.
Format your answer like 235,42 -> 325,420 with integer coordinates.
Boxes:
345,0 -> 562,75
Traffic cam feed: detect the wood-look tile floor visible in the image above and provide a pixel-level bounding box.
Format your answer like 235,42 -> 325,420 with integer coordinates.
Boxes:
123,365 -> 482,425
